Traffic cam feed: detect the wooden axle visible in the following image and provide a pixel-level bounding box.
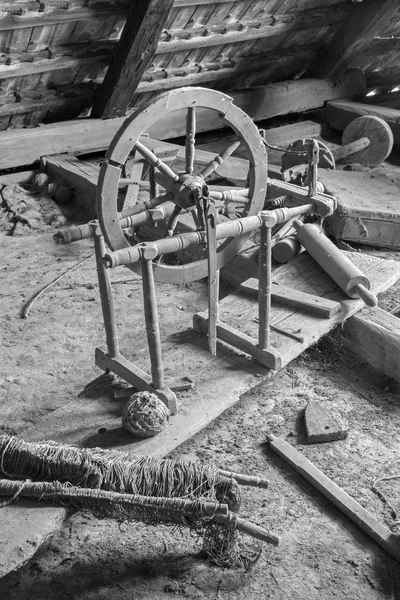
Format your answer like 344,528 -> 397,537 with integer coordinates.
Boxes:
293,221 -> 378,307
104,205 -> 316,269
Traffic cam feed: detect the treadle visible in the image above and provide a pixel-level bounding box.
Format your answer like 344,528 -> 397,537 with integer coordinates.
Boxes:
194,250 -> 400,370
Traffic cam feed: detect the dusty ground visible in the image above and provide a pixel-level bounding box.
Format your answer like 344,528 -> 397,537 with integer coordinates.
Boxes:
1,163 -> 400,599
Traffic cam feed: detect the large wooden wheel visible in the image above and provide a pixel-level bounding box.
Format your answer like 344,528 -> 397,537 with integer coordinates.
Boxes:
96,87 -> 267,284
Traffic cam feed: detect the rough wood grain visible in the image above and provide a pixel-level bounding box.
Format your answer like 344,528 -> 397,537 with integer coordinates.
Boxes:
343,307 -> 400,384
304,400 -> 348,443
308,0 -> 400,78
92,0 -> 175,118
239,279 -> 341,319
267,434 -> 400,563
324,99 -> 400,146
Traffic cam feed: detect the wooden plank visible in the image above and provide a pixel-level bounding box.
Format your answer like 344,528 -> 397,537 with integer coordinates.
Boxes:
192,314 -> 282,370
217,251 -> 400,369
343,307 -> 400,384
92,0 -> 175,119
267,434 -> 400,563
321,169 -> 400,249
239,279 -> 341,319
324,99 -> 400,146
307,0 -> 400,78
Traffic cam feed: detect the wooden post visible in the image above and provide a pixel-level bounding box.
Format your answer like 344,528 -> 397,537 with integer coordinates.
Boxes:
205,200 -> 219,355
141,256 -> 165,390
92,0 -> 175,119
258,219 -> 272,350
92,224 -> 119,359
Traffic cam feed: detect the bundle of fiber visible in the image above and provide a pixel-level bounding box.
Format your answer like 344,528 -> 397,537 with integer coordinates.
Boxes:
0,434 -> 278,568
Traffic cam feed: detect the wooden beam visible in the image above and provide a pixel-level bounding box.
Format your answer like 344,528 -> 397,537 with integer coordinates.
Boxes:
343,307 -> 400,384
92,0 -> 175,119
267,434 -> 400,563
367,69 -> 400,90
308,0 -> 400,78
324,98 -> 400,145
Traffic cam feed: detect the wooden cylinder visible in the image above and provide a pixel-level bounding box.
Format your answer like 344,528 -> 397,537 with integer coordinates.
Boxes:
272,236 -> 303,264
292,221 -> 370,298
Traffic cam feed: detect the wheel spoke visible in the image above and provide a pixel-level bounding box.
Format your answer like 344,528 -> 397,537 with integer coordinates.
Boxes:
166,205 -> 183,237
200,140 -> 241,179
185,107 -> 196,174
149,164 -> 159,199
119,192 -> 174,219
135,141 -> 179,183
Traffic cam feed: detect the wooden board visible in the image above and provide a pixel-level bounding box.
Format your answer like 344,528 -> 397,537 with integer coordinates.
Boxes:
239,279 -> 341,319
2,249 -> 399,579
268,434 -> 400,563
321,169 -> 400,248
197,251 -> 400,371
343,307 -> 400,384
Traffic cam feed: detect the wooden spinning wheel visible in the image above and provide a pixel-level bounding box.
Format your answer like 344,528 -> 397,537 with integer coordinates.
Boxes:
96,87 -> 268,284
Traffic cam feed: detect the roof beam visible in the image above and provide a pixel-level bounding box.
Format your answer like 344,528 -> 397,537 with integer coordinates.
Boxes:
308,0 -> 400,79
91,0 -> 175,119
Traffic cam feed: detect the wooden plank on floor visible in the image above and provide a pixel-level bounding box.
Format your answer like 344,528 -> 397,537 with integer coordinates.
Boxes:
342,307 -> 400,384
2,249 -> 399,578
199,251 -> 400,369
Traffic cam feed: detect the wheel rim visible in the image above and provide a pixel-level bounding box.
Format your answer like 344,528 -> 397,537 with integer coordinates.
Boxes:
96,87 -> 267,284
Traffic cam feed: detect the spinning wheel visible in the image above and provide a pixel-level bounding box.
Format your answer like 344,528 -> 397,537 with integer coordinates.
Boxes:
96,87 -> 267,284
56,86 -> 336,416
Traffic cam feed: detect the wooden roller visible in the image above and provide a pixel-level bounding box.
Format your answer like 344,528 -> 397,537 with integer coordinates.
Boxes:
292,221 -> 378,307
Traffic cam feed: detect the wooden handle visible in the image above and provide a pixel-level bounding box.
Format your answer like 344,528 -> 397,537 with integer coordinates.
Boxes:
215,513 -> 280,546
353,283 -> 378,307
218,470 -> 269,489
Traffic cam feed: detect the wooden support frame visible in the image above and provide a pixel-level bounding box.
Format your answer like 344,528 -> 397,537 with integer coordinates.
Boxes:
92,0 -> 175,119
308,0 -> 400,78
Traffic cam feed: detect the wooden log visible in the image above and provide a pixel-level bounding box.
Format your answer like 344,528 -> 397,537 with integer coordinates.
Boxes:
267,434 -> 400,563
307,0 -> 400,78
92,0 -> 175,119
0,76 -> 365,170
342,307 -> 400,384
324,99 -> 400,146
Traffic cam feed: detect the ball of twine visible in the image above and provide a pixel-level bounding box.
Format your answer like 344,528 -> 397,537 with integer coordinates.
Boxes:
54,184 -> 74,204
122,391 -> 170,438
31,173 -> 51,193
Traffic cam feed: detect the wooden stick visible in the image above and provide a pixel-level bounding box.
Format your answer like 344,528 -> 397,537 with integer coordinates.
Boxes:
218,470 -> 269,489
141,257 -> 165,390
22,254 -> 93,319
214,513 -> 280,546
0,479 -> 228,516
267,434 -> 400,562
185,107 -> 196,175
258,221 -> 272,350
93,228 -> 120,359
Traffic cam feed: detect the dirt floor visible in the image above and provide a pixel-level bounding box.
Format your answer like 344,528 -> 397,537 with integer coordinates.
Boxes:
1,161 -> 400,598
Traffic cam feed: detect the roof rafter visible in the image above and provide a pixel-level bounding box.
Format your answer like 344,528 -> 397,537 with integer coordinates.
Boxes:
308,0 -> 400,79
92,0 -> 175,119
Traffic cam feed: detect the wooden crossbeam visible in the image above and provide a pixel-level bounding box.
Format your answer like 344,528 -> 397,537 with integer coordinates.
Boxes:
308,0 -> 400,78
92,0 -> 175,119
